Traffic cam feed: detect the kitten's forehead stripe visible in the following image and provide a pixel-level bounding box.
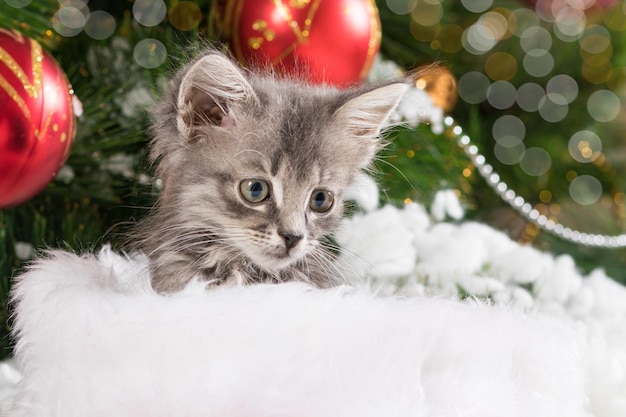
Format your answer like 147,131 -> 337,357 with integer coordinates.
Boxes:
270,152 -> 283,177
216,171 -> 234,184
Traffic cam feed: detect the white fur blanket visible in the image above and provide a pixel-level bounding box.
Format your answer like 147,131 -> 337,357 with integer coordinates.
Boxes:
4,247 -> 590,416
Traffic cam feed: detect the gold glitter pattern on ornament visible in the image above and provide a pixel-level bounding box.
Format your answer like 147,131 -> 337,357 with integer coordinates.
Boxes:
40,69 -> 74,149
268,0 -> 322,64
0,74 -> 30,119
0,38 -> 43,99
0,31 -> 44,122
290,0 -> 311,8
277,0 -> 319,43
249,20 -> 276,49
361,0 -> 380,79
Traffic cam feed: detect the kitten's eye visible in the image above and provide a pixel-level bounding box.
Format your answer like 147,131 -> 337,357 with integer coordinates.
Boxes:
309,189 -> 334,213
240,179 -> 270,203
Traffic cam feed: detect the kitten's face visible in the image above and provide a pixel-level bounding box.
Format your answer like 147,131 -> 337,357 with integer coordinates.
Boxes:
146,49 -> 407,286
164,101 -> 348,271
167,85 -> 358,272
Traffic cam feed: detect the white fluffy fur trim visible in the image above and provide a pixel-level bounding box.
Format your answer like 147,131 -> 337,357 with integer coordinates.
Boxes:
7,247 -> 589,416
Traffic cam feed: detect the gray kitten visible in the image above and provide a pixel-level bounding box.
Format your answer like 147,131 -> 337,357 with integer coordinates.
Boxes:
138,48 -> 408,293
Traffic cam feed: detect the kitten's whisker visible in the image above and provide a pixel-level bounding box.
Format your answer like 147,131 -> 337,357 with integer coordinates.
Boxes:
373,157 -> 420,204
304,247 -> 344,286
229,147 -> 269,168
321,240 -> 389,284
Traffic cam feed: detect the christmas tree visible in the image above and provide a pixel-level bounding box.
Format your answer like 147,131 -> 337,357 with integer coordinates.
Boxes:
1,0 -> 625,361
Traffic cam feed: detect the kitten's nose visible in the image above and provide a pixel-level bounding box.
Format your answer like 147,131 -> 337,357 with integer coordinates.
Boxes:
279,231 -> 303,251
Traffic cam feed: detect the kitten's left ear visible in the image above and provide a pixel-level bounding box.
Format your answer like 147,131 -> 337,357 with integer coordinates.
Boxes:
333,83 -> 409,168
176,52 -> 258,141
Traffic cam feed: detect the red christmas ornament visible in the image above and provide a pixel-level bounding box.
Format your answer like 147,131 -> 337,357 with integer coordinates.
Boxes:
0,29 -> 76,208
212,0 -> 381,87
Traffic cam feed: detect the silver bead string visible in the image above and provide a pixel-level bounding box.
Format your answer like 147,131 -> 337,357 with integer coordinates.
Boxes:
444,116 -> 626,249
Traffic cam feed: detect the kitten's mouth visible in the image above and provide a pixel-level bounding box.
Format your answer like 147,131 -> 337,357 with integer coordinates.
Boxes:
270,249 -> 301,265
246,247 -> 305,271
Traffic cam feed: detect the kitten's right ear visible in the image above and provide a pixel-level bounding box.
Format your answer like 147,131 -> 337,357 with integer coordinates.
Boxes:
176,53 -> 257,140
332,82 -> 408,170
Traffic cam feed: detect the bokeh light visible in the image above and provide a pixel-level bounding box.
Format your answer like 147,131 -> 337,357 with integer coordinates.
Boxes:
460,0 -> 493,14
523,49 -> 555,77
553,7 -> 586,41
605,3 -> 626,31
52,6 -> 87,37
520,147 -> 552,176
579,25 -> 613,85
133,38 -> 167,69
410,19 -> 438,42
386,0 -> 413,15
437,24 -> 463,53
486,81 -> 516,109
568,130 -> 602,163
516,82 -> 545,112
169,1 -> 203,31
5,0 -> 32,7
581,60 -> 613,84
481,11 -> 511,39
58,6 -> 86,30
133,0 -> 166,27
461,11 -> 511,55
493,115 -> 525,147
580,35 -> 613,59
463,24 -> 495,54
538,93 -> 569,122
569,175 -> 603,205
485,52 -> 517,80
546,74 -> 579,103
411,0 -> 442,27
495,142 -> 526,165
587,90 -> 621,122
511,8 -> 540,37
458,71 -> 490,104
520,26 -> 552,53
580,25 -> 612,55
84,11 -> 116,40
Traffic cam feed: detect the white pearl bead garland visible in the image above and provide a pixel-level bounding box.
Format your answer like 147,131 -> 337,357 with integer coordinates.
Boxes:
444,116 -> 626,248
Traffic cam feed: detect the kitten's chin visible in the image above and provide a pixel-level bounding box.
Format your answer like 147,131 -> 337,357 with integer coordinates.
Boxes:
245,248 -> 306,273
252,254 -> 300,272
